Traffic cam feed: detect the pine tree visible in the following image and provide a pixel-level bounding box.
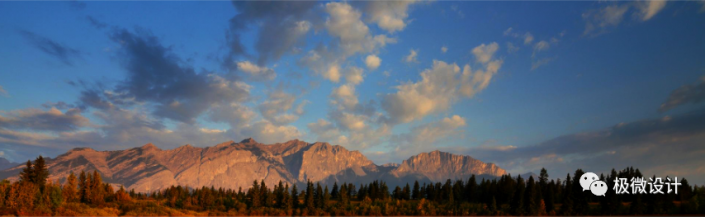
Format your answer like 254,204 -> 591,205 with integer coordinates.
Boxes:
572,169 -> 589,215
291,184 -> 299,208
323,185 -> 330,207
315,182 -> 323,208
79,170 -> 90,203
331,182 -> 339,199
90,170 -> 105,205
63,171 -> 78,202
19,160 -> 33,184
466,175 -> 477,203
33,156 -> 49,186
510,175 -> 525,215
545,180 -> 556,213
250,180 -> 260,208
305,181 -> 314,210
560,174 -> 574,215
412,181 -> 420,200
524,176 -> 538,215
339,184 -> 349,205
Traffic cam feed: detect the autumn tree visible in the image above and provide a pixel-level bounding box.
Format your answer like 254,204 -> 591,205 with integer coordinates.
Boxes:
62,171 -> 78,203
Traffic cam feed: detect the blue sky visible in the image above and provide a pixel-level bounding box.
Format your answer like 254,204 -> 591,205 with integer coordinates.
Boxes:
1,0 -> 705,183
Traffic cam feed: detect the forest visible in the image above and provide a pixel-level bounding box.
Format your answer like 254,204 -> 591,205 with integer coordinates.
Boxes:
1,156 -> 704,216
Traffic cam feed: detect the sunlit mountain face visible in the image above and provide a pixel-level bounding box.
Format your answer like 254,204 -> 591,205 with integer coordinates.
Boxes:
1,1 -> 705,184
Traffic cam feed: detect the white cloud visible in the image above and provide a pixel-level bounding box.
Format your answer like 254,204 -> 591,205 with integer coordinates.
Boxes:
324,64 -> 342,83
258,90 -> 299,125
365,0 -> 417,33
208,103 -> 257,128
441,46 -> 448,53
583,4 -> 630,35
471,42 -> 499,64
404,49 -> 419,63
382,60 -> 461,123
531,57 -> 556,70
200,128 -> 226,134
333,112 -> 367,131
460,59 -> 503,98
236,61 -> 277,81
324,2 -> 393,56
331,84 -> 359,111
345,66 -> 365,85
365,55 -> 381,70
636,0 -> 667,21
384,43 -> 503,124
534,40 -> 550,52
308,119 -> 345,144
503,27 -> 514,36
239,120 -> 302,144
524,32 -> 534,45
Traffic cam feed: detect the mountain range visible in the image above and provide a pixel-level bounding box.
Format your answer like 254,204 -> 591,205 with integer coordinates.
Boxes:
0,138 -> 506,192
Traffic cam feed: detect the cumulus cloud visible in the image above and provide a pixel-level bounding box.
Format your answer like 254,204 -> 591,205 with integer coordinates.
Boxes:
208,103 -> 257,128
325,2 -> 392,56
365,55 -> 381,70
0,107 -> 90,132
107,28 -> 251,124
331,84 -> 359,111
583,4 -> 630,35
257,90 -> 299,125
308,119 -> 345,144
298,3 -> 396,83
225,1 -> 318,68
471,42 -> 499,64
460,60 -> 503,98
344,66 -> 365,85
330,111 -> 368,131
659,76 -> 705,112
236,61 -> 277,81
364,0 -> 417,33
382,61 -> 461,124
404,49 -> 419,63
384,43 -> 502,124
17,29 -> 82,66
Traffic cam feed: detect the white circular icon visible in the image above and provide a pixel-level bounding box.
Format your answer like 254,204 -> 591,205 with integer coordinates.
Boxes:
579,172 -> 599,191
590,180 -> 608,196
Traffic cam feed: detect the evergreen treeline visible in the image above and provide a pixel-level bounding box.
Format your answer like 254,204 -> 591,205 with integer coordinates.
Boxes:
1,156 -> 705,216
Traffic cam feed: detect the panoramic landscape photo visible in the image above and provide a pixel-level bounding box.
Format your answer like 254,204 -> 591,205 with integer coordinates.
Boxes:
0,0 -> 705,216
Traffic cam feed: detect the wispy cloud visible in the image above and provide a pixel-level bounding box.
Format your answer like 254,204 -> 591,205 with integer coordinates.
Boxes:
17,30 -> 82,66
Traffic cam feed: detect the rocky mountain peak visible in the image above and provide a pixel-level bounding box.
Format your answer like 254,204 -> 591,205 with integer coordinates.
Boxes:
391,150 -> 506,182
140,143 -> 159,150
240,138 -> 257,144
0,139 -> 507,193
